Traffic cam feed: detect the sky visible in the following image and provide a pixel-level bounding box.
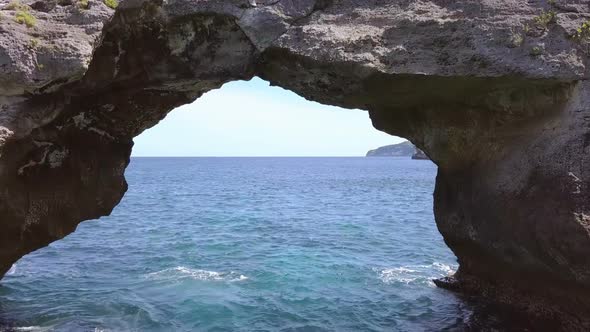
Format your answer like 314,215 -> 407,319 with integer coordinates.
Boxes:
132,77 -> 403,157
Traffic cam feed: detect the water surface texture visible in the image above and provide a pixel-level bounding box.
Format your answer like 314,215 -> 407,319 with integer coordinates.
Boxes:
0,158 -> 473,331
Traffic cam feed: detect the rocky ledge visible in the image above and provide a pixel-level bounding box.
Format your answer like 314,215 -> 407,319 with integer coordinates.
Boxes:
1,0 -> 590,329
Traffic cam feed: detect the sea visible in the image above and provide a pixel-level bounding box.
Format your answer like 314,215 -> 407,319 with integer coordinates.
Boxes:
0,157 -> 517,331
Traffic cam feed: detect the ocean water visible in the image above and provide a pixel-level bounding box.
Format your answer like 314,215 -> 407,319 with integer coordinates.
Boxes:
0,157 -> 475,331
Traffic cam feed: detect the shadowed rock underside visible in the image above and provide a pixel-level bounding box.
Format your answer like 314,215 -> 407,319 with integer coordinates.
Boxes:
1,0 -> 590,329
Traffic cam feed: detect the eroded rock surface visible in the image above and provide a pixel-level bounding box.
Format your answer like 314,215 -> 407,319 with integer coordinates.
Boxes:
1,0 -> 590,328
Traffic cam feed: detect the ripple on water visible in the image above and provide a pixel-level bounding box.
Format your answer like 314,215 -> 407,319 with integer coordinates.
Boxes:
146,267 -> 248,282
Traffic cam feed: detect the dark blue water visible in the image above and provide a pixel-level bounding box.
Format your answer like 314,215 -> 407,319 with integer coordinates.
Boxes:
0,157 -> 474,331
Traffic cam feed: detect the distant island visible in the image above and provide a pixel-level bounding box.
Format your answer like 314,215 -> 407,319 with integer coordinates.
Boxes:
366,141 -> 429,160
366,141 -> 414,157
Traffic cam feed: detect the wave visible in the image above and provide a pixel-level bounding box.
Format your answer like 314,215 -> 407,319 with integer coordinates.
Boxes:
376,262 -> 457,286
431,262 -> 455,276
146,266 -> 248,282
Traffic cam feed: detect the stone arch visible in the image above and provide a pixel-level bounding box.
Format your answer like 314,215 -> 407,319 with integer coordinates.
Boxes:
1,0 -> 589,328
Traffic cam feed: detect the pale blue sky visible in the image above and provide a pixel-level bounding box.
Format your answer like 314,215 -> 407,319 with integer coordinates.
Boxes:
132,77 -> 403,157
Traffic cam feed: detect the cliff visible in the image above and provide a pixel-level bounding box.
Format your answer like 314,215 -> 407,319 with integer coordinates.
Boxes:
366,141 -> 415,157
1,0 -> 590,329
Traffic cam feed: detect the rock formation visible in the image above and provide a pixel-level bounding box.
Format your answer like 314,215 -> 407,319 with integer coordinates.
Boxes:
366,140 -> 415,157
1,0 -> 590,328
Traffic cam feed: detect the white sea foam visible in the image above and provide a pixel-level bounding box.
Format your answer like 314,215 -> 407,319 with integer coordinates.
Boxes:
377,267 -> 420,284
376,262 -> 457,286
147,266 -> 248,282
7,264 -> 16,276
14,327 -> 47,331
432,262 -> 455,275
234,275 -> 249,281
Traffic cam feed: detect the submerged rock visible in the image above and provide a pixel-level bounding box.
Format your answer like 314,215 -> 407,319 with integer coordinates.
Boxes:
0,0 -> 589,329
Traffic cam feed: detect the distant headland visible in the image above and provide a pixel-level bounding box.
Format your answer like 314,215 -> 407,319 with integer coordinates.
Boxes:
366,141 -> 429,160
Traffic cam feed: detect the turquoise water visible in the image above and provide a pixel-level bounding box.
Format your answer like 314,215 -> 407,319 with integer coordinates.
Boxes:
0,157 -> 471,331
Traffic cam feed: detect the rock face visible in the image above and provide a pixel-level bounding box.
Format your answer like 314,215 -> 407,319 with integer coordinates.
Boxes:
1,0 -> 590,328
366,140 -> 415,157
